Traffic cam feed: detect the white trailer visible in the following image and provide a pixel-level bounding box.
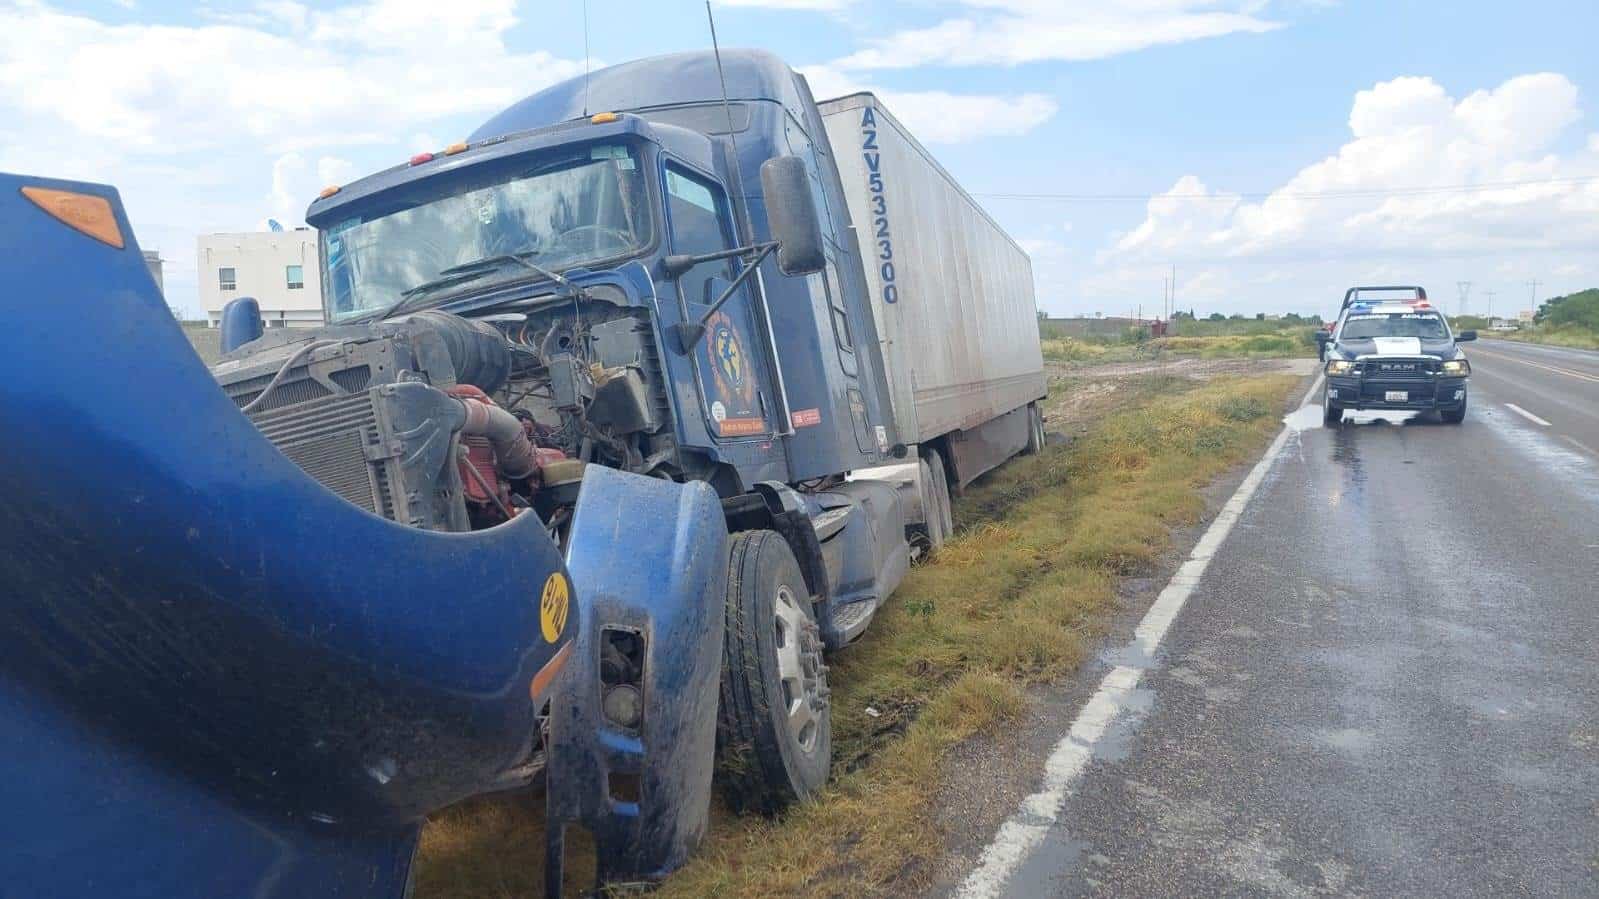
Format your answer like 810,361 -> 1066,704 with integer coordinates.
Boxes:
819,92 -> 1046,495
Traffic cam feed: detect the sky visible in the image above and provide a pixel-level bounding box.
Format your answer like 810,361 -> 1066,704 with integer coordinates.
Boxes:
4,0 -> 1598,320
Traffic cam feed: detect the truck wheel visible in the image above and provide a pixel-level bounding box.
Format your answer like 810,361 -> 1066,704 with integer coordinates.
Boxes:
924,446 -> 954,543
909,456 -> 946,556
1441,393 -> 1467,424
1023,404 -> 1044,455
717,530 -> 831,814
1323,385 -> 1342,425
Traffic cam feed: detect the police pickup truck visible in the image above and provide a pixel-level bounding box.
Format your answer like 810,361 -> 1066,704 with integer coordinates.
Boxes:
1316,300 -> 1476,424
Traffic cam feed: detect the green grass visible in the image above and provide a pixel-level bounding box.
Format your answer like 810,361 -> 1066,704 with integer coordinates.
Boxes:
1151,332 -> 1315,359
413,373 -> 1301,899
1495,325 -> 1599,351
1041,329 -> 1314,364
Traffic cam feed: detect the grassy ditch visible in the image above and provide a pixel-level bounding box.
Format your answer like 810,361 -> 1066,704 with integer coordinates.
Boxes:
1152,332 -> 1315,359
1042,330 -> 1314,365
1493,326 -> 1599,351
414,373 -> 1299,898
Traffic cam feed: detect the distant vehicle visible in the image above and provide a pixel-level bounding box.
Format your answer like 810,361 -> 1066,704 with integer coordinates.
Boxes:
1316,294 -> 1475,424
1490,320 -> 1519,332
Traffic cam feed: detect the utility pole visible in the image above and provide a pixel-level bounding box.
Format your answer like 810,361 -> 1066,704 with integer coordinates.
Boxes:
1526,279 -> 1541,320
1456,281 -> 1471,317
1485,289 -> 1497,321
1170,263 -> 1177,321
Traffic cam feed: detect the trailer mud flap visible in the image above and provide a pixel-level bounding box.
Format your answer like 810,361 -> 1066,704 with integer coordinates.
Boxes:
545,466 -> 728,892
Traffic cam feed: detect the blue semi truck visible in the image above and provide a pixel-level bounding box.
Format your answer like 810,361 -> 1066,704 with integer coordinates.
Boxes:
1,50 -> 1044,896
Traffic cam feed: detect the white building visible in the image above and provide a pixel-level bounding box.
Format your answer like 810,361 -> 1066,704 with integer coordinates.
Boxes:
197,230 -> 324,328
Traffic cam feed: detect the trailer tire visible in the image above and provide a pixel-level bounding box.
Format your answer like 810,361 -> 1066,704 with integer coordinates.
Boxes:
717,530 -> 831,814
909,457 -> 945,556
1023,403 -> 1045,455
924,447 -> 954,544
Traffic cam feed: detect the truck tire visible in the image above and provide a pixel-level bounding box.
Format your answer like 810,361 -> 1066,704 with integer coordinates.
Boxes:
909,456 -> 946,555
717,530 -> 831,814
924,446 -> 954,543
1323,385 -> 1342,425
1023,403 -> 1045,455
1441,392 -> 1467,424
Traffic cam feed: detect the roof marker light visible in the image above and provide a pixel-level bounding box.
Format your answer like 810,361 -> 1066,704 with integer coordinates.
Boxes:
410,152 -> 435,166
443,141 -> 469,155
590,112 -> 619,124
317,184 -> 341,199
21,186 -> 124,248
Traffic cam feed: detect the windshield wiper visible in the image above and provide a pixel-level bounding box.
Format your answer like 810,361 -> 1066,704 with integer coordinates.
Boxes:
373,253 -> 583,322
371,270 -> 500,321
440,252 -> 583,296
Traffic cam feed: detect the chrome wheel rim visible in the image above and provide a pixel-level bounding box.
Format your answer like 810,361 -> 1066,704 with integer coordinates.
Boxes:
772,583 -> 822,753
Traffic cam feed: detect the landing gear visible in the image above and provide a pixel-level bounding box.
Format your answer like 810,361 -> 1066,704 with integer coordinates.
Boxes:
717,530 -> 831,814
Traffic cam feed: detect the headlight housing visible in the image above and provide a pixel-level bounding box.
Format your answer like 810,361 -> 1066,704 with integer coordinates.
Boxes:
1441,358 -> 1470,376
1326,358 -> 1355,375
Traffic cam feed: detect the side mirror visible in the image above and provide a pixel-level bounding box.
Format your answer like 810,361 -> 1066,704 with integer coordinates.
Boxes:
219,296 -> 264,353
1457,330 -> 1477,342
759,156 -> 825,276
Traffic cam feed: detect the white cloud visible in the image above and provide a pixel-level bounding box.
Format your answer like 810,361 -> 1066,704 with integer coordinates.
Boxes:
0,0 -> 587,315
801,64 -> 1057,142
717,0 -> 852,9
0,0 -> 585,153
834,1 -> 1280,69
1071,72 -> 1599,317
1110,73 -> 1599,265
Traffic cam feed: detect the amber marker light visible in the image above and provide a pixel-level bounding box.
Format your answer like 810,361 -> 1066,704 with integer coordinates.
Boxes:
21,186 -> 124,249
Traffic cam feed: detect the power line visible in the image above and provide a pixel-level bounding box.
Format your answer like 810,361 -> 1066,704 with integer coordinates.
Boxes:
974,174 -> 1599,203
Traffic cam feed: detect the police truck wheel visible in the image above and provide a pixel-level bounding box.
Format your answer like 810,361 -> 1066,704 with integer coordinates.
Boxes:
1441,393 -> 1467,424
717,530 -> 831,814
1323,385 -> 1342,425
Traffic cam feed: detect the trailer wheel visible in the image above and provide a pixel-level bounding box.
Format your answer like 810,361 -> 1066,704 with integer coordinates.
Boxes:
1023,403 -> 1045,455
924,447 -> 954,543
717,530 -> 831,814
909,456 -> 947,556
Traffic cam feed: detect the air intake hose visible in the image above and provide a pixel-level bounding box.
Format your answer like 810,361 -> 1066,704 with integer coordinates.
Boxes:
409,310 -> 512,393
457,395 -> 538,480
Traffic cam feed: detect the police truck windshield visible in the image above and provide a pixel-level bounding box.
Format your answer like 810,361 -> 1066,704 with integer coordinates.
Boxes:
322,143 -> 651,320
1340,312 -> 1449,340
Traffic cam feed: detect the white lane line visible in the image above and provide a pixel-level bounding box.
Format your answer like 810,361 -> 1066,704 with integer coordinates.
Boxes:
1504,403 -> 1552,427
954,375 -> 1324,899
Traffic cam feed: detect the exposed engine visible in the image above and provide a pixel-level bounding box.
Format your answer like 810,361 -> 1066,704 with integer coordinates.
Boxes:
209,301 -> 670,534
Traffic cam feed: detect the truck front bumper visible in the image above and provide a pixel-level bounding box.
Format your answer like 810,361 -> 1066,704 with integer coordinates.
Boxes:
1326,375 -> 1468,412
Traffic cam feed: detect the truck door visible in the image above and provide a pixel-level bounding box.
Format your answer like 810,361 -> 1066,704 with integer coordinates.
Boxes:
663,163 -> 773,440
783,113 -> 881,455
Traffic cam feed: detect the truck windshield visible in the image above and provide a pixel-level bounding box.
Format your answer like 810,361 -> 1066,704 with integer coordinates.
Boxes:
1340,313 -> 1449,340
322,143 -> 650,320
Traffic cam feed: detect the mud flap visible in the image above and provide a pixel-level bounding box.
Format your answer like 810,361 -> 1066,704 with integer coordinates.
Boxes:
545,466 -> 728,893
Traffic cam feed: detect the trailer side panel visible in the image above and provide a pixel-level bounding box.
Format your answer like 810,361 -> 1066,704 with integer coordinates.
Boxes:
818,93 -> 1046,453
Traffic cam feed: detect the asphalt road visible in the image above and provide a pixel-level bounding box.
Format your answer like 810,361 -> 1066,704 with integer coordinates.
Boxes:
991,340 -> 1599,897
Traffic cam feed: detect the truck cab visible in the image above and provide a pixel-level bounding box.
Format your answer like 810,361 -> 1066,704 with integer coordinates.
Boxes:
205,49 -> 914,890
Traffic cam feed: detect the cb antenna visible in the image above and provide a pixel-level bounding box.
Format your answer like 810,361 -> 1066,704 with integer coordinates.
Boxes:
706,2 -> 750,242
581,0 -> 592,116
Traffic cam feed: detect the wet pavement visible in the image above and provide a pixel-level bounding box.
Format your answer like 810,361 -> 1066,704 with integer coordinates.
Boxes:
982,349 -> 1599,897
